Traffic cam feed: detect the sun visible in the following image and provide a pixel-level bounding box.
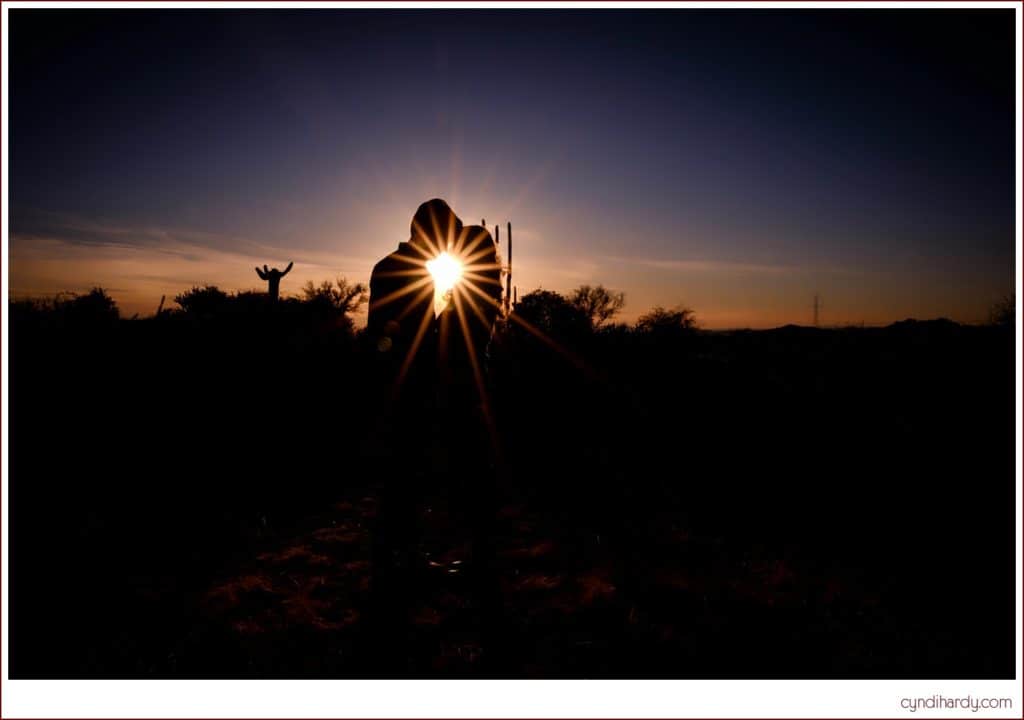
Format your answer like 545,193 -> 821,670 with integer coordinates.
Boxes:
426,251 -> 464,315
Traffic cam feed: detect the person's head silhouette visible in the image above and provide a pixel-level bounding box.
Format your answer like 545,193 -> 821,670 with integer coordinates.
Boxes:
411,198 -> 461,254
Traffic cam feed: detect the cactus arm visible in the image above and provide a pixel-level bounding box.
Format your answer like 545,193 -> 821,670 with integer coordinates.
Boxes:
282,261 -> 293,276
256,267 -> 267,280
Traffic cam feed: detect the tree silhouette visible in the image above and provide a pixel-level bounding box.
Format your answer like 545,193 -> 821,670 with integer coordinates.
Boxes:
568,284 -> 625,329
635,305 -> 697,334
514,289 -> 590,338
989,293 -> 1015,327
255,262 -> 293,302
300,276 -> 368,316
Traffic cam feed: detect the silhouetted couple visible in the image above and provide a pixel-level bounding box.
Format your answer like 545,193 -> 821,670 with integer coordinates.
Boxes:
368,198 -> 503,407
365,199 -> 504,673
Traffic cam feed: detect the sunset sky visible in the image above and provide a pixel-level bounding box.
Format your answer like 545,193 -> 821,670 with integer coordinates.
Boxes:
8,9 -> 1017,327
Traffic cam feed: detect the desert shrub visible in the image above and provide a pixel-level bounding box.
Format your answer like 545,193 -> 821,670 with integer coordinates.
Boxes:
174,285 -> 229,316
300,277 -> 368,316
635,305 -> 697,335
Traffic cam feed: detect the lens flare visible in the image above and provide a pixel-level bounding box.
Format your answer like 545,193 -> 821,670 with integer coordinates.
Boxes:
426,251 -> 463,315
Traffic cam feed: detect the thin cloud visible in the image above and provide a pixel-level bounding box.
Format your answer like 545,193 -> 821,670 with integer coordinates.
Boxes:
601,255 -> 793,274
11,209 -> 377,271
601,255 -> 861,276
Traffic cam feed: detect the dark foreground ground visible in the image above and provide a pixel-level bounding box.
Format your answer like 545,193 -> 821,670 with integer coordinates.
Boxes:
8,297 -> 1016,677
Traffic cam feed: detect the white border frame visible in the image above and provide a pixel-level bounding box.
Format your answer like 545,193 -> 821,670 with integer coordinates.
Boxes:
1,2 -> 1021,718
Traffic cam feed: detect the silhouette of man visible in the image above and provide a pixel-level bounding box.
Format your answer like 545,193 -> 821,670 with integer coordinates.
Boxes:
436,221 -> 502,397
454,223 -> 502,359
255,262 -> 293,302
430,218 -> 504,673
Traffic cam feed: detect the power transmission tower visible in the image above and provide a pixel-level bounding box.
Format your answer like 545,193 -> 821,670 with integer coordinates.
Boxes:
813,293 -> 821,327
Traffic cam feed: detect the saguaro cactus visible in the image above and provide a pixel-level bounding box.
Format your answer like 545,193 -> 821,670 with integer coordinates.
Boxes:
255,261 -> 293,301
